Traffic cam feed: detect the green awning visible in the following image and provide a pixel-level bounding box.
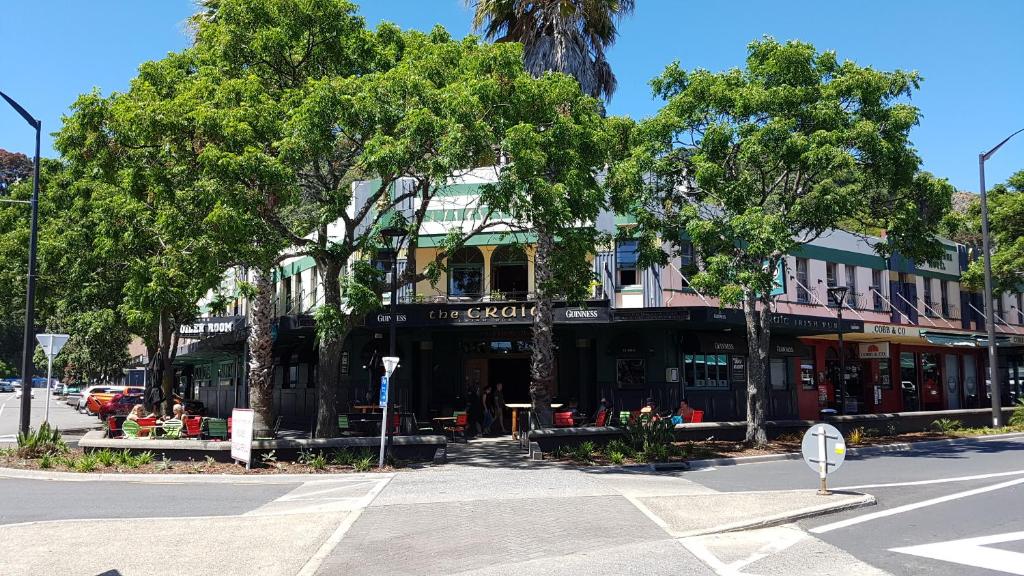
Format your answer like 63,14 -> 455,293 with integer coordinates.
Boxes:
920,331 -> 978,347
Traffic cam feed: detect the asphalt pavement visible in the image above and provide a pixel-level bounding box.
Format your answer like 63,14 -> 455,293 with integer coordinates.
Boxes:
0,391 -> 102,443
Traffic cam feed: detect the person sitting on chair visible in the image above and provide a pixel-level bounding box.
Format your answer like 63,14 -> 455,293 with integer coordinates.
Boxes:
677,398 -> 695,422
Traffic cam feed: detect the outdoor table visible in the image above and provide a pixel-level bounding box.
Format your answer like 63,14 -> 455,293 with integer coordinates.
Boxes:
352,405 -> 382,414
432,416 -> 456,433
505,403 -> 564,440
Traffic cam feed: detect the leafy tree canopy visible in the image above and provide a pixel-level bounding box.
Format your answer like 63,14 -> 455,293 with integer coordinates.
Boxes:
961,170 -> 1024,293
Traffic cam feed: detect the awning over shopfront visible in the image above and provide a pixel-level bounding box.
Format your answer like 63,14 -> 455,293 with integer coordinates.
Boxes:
683,333 -> 748,355
770,338 -> 813,357
920,331 -> 979,347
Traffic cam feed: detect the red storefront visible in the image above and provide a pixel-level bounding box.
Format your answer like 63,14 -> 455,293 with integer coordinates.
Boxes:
798,324 -> 985,419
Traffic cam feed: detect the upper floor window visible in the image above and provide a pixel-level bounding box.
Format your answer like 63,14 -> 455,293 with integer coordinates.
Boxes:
448,247 -> 484,297
796,258 -> 810,303
844,266 -> 857,307
679,240 -> 696,288
923,278 -> 934,317
826,262 -> 840,306
940,280 -> 949,317
616,240 -> 639,287
871,269 -> 885,311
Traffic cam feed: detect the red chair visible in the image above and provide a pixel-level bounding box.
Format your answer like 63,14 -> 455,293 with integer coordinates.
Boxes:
391,414 -> 401,434
228,417 -> 233,437
107,416 -> 122,438
136,417 -> 158,437
594,409 -> 609,427
444,413 -> 468,442
184,416 -> 202,438
553,412 -> 574,428
690,410 -> 705,424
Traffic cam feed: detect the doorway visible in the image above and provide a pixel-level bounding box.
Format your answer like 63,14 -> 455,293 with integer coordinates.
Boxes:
945,354 -> 961,409
488,358 -> 531,405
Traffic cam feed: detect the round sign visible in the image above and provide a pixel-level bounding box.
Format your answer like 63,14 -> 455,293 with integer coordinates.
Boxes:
801,423 -> 847,475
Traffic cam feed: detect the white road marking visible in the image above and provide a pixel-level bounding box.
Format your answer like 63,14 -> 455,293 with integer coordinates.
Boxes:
836,469 -> 1024,490
891,531 -> 1024,575
295,475 -> 392,576
811,476 -> 1024,534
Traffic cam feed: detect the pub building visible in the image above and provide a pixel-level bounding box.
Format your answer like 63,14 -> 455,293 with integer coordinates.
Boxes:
172,176 -> 1024,428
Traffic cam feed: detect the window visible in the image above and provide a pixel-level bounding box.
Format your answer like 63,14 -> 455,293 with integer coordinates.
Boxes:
683,355 -> 730,389
1018,294 -> 1024,324
845,266 -> 857,308
871,269 -> 885,311
940,281 -> 949,317
294,273 -> 303,313
796,258 -> 810,303
490,245 -> 529,299
282,275 -> 292,315
448,247 -> 484,297
218,362 -> 235,386
826,262 -> 839,305
923,279 -> 934,317
616,240 -> 639,287
770,358 -> 790,390
800,357 -> 815,390
679,240 -> 696,288
309,266 -> 319,309
997,296 -> 1005,319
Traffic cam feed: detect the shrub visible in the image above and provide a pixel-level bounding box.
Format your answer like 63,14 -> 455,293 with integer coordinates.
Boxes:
624,419 -> 674,453
73,453 -> 99,473
604,439 -> 635,458
156,454 -> 173,471
16,422 -> 68,459
848,428 -> 864,445
134,451 -> 154,466
39,453 -> 53,469
95,449 -> 116,467
931,418 -> 963,433
571,441 -> 596,463
331,450 -> 354,466
642,442 -> 670,463
308,453 -> 328,471
353,455 -> 374,472
608,451 -> 625,465
1010,399 -> 1024,427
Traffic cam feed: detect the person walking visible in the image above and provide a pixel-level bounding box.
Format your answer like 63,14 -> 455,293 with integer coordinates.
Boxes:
492,382 -> 507,434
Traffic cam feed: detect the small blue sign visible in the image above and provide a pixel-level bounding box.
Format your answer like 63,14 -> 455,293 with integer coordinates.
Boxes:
379,376 -> 389,408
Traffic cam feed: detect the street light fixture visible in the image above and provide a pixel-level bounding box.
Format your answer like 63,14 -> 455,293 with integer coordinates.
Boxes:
378,225 -> 406,467
1,90 -> 42,436
979,128 -> 1023,427
827,286 -> 850,416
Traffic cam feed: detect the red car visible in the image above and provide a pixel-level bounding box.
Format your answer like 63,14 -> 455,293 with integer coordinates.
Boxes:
97,393 -> 145,420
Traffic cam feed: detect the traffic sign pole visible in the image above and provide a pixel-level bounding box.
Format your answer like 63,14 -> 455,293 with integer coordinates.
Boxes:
378,375 -> 389,469
35,334 -> 69,425
43,340 -> 53,423
802,423 -> 846,496
817,425 -> 829,495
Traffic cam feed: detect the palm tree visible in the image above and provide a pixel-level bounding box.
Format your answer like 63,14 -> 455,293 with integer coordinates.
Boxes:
470,0 -> 635,102
470,0 -> 634,427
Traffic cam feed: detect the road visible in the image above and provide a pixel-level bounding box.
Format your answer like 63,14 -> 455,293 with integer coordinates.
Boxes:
0,390 -> 102,442
676,435 -> 1024,576
0,434 -> 1021,575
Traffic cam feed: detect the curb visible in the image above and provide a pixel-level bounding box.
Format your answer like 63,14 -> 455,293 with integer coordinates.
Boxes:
672,492 -> 876,538
680,431 -> 1024,470
0,467 -> 395,484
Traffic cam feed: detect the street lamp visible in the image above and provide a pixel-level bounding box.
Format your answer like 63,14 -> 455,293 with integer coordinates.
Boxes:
378,226 -> 406,467
1,90 -> 42,436
827,286 -> 850,416
979,128 -> 1024,427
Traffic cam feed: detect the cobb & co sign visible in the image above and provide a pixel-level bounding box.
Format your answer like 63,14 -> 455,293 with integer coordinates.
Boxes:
367,304 -> 608,327
865,323 -> 919,337
859,342 -> 890,359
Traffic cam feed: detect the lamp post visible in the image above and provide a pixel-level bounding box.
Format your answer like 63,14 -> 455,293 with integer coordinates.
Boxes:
1,90 -> 42,436
378,226 -> 406,467
979,128 -> 1024,427
827,286 -> 850,416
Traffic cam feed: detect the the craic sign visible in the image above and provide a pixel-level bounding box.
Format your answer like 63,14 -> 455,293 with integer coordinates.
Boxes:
366,304 -> 609,327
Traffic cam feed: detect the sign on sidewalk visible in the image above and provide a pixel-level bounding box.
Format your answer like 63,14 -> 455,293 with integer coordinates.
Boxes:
231,408 -> 255,469
379,376 -> 389,408
802,423 -> 846,495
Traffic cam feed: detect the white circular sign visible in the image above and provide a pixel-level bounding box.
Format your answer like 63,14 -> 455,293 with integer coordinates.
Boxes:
801,423 -> 847,475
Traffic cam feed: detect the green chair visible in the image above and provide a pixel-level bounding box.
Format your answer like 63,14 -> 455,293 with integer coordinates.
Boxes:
338,415 -> 350,432
161,419 -> 183,439
203,418 -> 229,440
618,411 -> 632,426
121,419 -> 141,439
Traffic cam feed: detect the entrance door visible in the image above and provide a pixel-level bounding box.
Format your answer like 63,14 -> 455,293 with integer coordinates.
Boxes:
945,354 -> 961,409
900,352 -> 919,411
488,358 -> 531,405
921,353 -> 943,410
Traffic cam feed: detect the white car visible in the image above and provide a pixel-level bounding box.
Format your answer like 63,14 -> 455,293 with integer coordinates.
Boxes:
14,383 -> 34,399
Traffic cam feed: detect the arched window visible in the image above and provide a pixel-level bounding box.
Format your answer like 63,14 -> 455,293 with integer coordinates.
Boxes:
490,245 -> 528,300
448,246 -> 484,298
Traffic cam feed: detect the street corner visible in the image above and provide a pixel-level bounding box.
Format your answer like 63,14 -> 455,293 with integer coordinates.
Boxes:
629,489 -> 876,538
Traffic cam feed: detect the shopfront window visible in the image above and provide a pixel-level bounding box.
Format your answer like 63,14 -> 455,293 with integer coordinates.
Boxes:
900,352 -> 919,411
921,353 -> 941,407
964,355 -> 978,400
770,358 -> 790,390
218,362 -> 235,387
879,358 -> 892,389
800,357 -> 815,390
684,355 -> 730,389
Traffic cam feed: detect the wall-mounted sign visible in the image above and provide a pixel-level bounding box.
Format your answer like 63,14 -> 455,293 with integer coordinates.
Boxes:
730,356 -> 747,382
666,367 -> 680,382
179,316 -> 245,339
864,323 -> 920,337
859,342 -> 891,359
366,303 -> 610,327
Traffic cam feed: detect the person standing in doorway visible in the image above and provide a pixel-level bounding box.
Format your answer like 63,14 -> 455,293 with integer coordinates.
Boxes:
492,382 -> 507,434
481,385 -> 495,435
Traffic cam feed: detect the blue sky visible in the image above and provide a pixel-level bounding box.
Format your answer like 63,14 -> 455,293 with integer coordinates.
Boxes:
2,1 -> 1022,191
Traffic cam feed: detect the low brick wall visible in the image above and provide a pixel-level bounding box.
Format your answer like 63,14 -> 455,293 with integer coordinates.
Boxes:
79,430 -> 447,464
670,407 -> 1017,442
526,426 -> 624,458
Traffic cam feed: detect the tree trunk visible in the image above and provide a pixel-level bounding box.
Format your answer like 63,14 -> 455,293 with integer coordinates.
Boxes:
248,266 -> 275,436
530,228 -> 555,428
314,260 -> 349,438
154,310 -> 175,418
743,289 -> 772,446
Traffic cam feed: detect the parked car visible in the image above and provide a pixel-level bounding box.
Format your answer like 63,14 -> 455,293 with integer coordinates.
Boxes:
65,387 -> 83,406
0,381 -> 14,393
84,386 -> 143,415
78,386 -> 119,413
97,392 -> 145,420
14,383 -> 34,399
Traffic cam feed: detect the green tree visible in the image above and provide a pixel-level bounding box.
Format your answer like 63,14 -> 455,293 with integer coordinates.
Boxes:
609,38 -> 953,445
471,0 -> 634,426
961,170 -> 1024,294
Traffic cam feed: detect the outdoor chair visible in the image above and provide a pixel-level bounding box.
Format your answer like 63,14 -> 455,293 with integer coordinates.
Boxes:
670,415 -> 683,426
444,412 -> 468,442
617,411 -> 632,426
553,412 -> 575,428
183,416 -> 202,439
690,410 -> 705,424
161,419 -> 183,439
338,415 -> 350,434
121,419 -> 141,439
107,416 -> 122,438
203,418 -> 229,441
593,409 -> 609,427
136,417 -> 158,437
